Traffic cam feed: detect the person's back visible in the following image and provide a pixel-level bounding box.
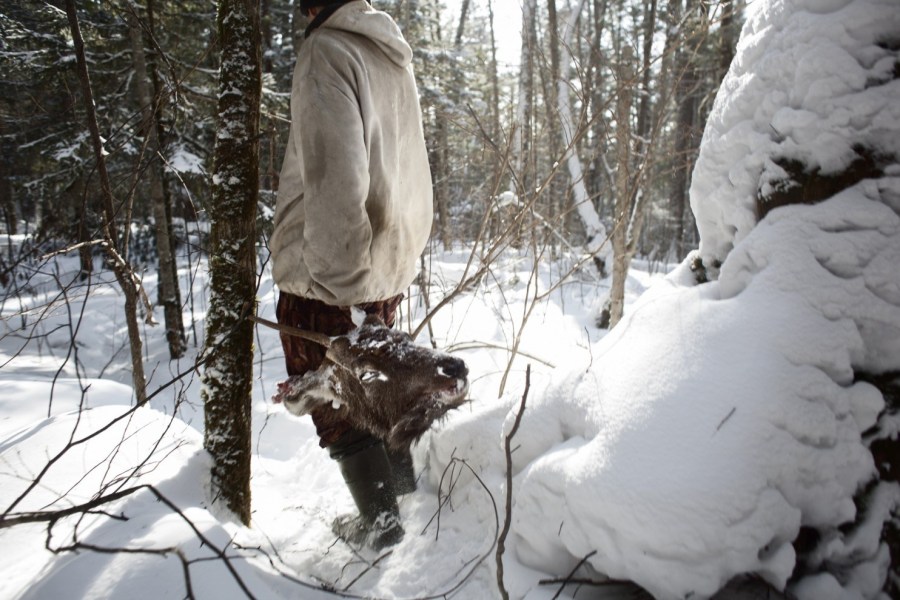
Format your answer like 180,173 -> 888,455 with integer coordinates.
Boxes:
271,0 -> 433,307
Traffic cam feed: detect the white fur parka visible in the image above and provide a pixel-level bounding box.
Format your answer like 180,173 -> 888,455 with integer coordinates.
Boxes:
270,0 -> 433,306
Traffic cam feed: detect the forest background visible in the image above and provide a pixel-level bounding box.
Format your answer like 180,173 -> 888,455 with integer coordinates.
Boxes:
0,0 -> 742,486
0,0 -> 762,591
0,0 -> 740,292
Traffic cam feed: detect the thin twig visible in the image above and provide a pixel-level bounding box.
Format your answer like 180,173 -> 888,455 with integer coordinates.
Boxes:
40,239 -> 106,261
715,406 -> 737,434
549,550 -> 597,600
496,365 -> 531,600
341,549 -> 393,592
444,341 -> 555,367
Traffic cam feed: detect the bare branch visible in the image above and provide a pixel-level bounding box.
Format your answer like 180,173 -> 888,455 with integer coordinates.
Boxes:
496,365 -> 531,600
249,314 -> 333,348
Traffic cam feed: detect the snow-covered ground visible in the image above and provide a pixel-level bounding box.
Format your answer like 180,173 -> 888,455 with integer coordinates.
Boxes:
2,0 -> 898,598
0,243 -> 638,600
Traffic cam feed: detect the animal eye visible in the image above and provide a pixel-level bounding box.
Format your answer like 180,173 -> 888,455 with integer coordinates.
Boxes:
359,370 -> 385,383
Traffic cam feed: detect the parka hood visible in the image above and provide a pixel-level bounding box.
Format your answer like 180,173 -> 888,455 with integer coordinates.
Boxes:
318,0 -> 412,67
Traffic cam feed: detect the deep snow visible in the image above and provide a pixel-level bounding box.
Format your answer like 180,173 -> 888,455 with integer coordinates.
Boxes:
2,0 -> 899,598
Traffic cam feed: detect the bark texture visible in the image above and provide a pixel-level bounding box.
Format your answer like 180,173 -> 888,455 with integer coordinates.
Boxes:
128,6 -> 186,359
608,46 -> 634,329
201,0 -> 261,526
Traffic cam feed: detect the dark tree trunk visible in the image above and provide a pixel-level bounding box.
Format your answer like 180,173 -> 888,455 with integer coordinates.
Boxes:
634,0 -> 657,163
64,0 -> 148,405
128,3 -> 186,359
545,0 -> 565,233
0,122 -> 16,237
717,0 -> 740,81
454,0 -> 470,47
201,0 -> 261,526
671,0 -> 700,261
516,0 -> 537,199
609,46 -> 634,329
261,0 -> 274,73
587,0 -> 609,216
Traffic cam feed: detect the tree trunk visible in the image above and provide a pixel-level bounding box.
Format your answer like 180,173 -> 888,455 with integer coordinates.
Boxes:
631,0 -> 658,259
64,0 -> 148,405
717,0 -> 740,81
76,176 -> 93,280
514,0 -> 537,198
485,0 -> 504,242
609,46 -> 634,329
557,0 -> 611,272
671,0 -> 699,261
201,0 -> 261,526
434,118 -> 452,249
587,0 -> 609,228
128,5 -> 186,360
454,0 -> 470,47
0,122 -> 16,237
147,0 -> 185,341
634,0 -> 657,163
487,0 -> 501,157
545,0 -> 566,239
261,0 -> 274,73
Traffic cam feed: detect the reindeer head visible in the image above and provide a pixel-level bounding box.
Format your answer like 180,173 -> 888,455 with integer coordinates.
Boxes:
271,315 -> 469,449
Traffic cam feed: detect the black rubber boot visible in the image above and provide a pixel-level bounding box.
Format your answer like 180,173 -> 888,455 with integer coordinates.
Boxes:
329,431 -> 404,551
386,445 -> 417,496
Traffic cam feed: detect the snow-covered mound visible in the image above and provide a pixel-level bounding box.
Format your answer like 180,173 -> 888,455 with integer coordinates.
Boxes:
3,1 -> 898,598
509,193 -> 895,598
691,0 -> 900,270
0,391 -> 202,598
488,1 -> 900,598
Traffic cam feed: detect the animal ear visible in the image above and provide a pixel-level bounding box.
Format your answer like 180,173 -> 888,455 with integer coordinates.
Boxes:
362,313 -> 386,327
272,369 -> 341,416
326,336 -> 352,364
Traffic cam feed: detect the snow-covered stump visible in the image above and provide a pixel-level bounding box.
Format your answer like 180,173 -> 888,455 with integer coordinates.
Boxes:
755,142 -> 899,600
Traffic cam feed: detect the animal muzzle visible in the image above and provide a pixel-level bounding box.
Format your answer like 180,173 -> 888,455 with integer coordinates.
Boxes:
434,357 -> 469,406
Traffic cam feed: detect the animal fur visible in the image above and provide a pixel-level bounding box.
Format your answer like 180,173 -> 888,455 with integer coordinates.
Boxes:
272,314 -> 469,449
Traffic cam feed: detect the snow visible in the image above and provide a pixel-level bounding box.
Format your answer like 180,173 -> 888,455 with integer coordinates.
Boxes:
506,191 -> 894,598
1,0 -> 898,598
691,0 -> 900,269
166,145 -> 206,175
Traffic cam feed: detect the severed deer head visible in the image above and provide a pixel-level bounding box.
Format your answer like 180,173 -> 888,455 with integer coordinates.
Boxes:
256,314 -> 469,449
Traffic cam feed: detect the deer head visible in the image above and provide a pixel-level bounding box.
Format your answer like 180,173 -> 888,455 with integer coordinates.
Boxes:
268,314 -> 469,449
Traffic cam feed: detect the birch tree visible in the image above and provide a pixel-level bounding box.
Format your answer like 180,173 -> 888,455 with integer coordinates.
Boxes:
514,0 -> 537,197
556,0 -> 612,273
201,0 -> 261,525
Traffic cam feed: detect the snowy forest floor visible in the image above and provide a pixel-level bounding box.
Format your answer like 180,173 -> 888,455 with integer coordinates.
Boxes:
0,244 -> 655,599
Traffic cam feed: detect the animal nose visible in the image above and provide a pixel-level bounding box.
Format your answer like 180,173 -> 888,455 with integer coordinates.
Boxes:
440,358 -> 468,380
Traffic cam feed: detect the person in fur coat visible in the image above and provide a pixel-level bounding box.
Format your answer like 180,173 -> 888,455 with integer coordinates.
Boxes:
269,0 -> 433,550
